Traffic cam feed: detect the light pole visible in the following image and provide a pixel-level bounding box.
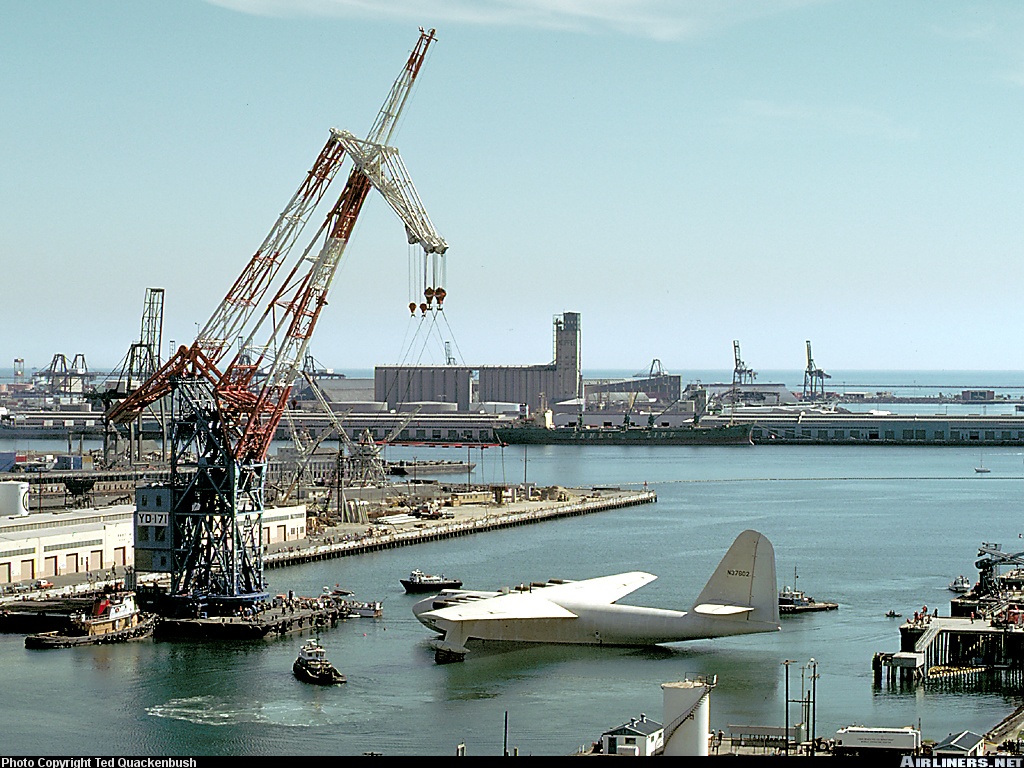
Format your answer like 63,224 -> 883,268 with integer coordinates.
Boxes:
783,659 -> 796,755
809,658 -> 819,755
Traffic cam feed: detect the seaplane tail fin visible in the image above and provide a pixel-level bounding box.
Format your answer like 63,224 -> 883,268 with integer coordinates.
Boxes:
691,529 -> 779,627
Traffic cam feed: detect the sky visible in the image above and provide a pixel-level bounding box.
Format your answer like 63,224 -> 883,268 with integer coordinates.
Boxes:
3,0 -> 1024,377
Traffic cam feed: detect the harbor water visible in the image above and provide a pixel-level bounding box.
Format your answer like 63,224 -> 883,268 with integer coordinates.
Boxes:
4,370 -> 1024,755
4,443 -> 1024,755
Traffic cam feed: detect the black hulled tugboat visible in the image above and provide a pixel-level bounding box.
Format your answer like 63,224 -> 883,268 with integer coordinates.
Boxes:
293,638 -> 346,685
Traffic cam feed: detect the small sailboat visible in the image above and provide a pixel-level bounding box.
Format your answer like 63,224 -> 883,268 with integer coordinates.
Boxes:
976,453 -> 991,474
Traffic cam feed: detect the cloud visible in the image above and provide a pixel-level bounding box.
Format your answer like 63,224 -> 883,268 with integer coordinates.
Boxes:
204,0 -> 819,41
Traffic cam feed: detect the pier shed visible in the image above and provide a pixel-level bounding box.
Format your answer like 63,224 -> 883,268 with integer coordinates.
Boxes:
600,714 -> 663,756
0,504 -> 134,584
934,731 -> 985,757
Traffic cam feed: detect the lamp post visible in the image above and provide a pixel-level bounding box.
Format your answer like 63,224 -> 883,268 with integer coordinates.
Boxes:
783,659 -> 796,755
809,658 -> 819,756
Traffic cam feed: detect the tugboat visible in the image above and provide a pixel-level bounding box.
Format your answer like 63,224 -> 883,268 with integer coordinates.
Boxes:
293,638 -> 346,685
778,569 -> 838,615
778,585 -> 839,614
25,590 -> 157,649
401,569 -> 463,594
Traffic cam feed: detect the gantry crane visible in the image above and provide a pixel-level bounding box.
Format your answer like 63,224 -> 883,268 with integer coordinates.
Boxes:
802,340 -> 831,401
96,288 -> 167,463
38,353 -> 92,396
299,372 -> 421,492
731,341 -> 756,386
109,28 -> 445,616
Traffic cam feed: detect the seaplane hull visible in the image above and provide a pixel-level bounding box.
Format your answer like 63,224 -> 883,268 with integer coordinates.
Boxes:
413,529 -> 780,662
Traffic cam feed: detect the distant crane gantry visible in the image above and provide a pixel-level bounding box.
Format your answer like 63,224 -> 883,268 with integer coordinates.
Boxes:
36,353 -> 92,396
107,28 -> 445,616
731,341 -> 757,386
802,340 -> 831,401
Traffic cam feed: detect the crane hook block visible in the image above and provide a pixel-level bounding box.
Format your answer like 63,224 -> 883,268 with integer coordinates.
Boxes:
408,302 -> 417,315
419,302 -> 428,315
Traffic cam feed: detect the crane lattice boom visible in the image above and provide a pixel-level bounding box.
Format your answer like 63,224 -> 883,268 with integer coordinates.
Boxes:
114,28 -> 442,614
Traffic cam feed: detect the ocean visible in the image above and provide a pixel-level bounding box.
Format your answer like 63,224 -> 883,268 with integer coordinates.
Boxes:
3,371 -> 1024,755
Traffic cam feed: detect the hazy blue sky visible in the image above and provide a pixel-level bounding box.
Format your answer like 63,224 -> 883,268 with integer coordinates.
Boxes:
3,1 -> 1024,376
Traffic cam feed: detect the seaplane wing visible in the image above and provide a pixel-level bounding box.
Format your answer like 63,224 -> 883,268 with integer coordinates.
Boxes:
536,571 -> 658,605
422,571 -> 657,624
424,591 -> 578,623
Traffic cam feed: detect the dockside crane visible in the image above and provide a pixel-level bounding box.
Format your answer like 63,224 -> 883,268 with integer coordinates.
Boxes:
731,341 -> 756,386
802,340 -> 831,401
108,28 -> 445,616
974,542 -> 1024,596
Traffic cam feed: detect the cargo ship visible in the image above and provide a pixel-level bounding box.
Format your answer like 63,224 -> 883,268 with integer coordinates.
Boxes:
492,422 -> 753,446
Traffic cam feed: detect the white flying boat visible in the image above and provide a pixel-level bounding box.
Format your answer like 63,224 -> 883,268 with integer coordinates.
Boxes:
412,529 -> 780,663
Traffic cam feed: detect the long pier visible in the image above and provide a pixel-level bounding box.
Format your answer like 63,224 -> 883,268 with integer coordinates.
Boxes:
265,489 -> 657,569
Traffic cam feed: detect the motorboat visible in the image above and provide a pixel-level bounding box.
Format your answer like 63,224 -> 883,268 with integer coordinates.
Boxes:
401,569 -> 463,594
293,638 -> 346,685
948,574 -> 971,593
339,599 -> 384,618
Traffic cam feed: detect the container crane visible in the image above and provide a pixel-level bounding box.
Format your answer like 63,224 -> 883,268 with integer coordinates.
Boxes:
802,340 -> 831,401
112,28 -> 444,616
731,341 -> 756,386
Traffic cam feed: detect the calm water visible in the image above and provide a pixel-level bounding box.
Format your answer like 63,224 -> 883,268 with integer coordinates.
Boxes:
4,441 -> 1024,755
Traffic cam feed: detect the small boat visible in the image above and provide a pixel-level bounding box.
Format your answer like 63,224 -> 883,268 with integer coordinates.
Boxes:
25,591 -> 156,649
779,585 -> 839,614
948,574 -> 971,593
885,610 -> 902,618
778,567 -> 838,614
401,569 -> 463,594
293,638 -> 346,685
976,453 -> 991,473
339,599 -> 384,618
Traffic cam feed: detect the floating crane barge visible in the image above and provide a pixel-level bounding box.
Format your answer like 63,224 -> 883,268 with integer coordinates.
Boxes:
104,28 -> 447,628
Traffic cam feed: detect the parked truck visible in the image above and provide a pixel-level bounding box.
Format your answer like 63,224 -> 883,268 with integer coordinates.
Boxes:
834,726 -> 921,756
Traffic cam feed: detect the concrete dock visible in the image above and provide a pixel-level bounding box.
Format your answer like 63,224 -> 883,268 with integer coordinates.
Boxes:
265,487 -> 657,569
